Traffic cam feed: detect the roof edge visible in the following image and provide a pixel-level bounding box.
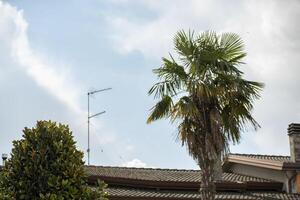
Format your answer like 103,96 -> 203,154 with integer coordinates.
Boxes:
85,165 -> 199,172
226,155 -> 284,170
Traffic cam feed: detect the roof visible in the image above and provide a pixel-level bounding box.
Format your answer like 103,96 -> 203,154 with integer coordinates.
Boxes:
107,187 -> 300,200
85,166 -> 282,191
86,166 -> 201,183
86,166 -> 300,200
229,153 -> 292,162
225,153 -> 300,170
1,164 -> 298,199
85,165 -> 275,183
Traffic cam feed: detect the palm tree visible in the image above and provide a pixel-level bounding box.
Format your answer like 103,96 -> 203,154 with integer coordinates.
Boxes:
147,30 -> 264,200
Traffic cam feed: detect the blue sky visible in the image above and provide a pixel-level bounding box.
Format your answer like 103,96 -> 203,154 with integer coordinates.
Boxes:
1,0 -> 300,169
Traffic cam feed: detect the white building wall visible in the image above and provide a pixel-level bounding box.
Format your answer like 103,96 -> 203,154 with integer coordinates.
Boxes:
230,163 -> 294,192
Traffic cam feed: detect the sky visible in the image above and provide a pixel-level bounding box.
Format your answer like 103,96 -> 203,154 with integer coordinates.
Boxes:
0,0 -> 300,169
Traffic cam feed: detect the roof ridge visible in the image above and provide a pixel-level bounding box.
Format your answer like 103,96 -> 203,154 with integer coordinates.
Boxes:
85,165 -> 200,172
229,153 -> 290,158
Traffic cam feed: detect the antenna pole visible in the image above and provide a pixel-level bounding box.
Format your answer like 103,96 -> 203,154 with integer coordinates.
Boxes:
87,87 -> 112,165
87,92 -> 90,165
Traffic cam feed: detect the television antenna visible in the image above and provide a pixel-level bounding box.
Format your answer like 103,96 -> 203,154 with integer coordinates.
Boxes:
87,87 -> 112,165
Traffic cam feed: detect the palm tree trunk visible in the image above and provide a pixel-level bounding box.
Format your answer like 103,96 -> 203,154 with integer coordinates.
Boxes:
194,98 -> 219,200
200,172 -> 216,199
213,153 -> 223,181
198,154 -> 216,200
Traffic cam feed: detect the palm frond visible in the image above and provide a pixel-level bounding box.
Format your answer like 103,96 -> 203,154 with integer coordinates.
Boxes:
149,57 -> 188,99
171,96 -> 199,121
219,33 -> 246,63
148,81 -> 178,99
154,57 -> 188,82
174,30 -> 196,59
147,95 -> 173,124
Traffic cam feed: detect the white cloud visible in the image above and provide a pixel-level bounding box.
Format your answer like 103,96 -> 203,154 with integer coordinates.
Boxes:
0,1 -> 117,150
106,0 -> 243,57
122,158 -> 147,168
107,0 -> 300,155
0,1 -> 82,115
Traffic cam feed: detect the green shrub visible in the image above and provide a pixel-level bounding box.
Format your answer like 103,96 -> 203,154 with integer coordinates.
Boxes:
0,120 -> 107,200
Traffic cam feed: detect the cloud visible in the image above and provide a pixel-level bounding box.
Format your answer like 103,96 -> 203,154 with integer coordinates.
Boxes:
106,0 -> 244,57
107,0 -> 300,155
0,1 -> 82,115
122,158 -> 147,168
0,1 -> 117,164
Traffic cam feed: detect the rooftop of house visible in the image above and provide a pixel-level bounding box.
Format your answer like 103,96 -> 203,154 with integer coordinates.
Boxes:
229,153 -> 292,162
85,165 -> 276,184
224,153 -> 300,171
85,165 -> 283,192
106,188 -> 300,200
85,165 -> 300,200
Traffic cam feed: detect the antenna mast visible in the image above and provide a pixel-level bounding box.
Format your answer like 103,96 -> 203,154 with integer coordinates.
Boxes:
87,87 -> 112,165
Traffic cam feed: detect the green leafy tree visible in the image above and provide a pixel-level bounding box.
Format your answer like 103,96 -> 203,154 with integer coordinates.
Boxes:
147,30 -> 263,200
0,120 -> 107,200
0,171 -> 12,200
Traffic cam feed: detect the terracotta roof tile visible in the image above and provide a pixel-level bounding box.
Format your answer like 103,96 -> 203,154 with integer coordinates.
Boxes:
107,187 -> 300,200
85,166 -> 275,183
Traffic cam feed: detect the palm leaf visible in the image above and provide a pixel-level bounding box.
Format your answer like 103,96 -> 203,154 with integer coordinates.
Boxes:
147,95 -> 173,123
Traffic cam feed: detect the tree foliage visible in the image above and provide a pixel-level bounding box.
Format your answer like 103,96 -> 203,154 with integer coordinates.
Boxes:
0,120 -> 107,200
147,30 -> 263,200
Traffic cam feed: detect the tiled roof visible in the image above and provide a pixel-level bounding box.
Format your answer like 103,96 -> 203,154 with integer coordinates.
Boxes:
86,166 -> 296,199
86,166 -> 200,182
107,187 -> 300,200
85,165 -> 274,183
225,153 -> 300,171
229,153 -> 292,162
